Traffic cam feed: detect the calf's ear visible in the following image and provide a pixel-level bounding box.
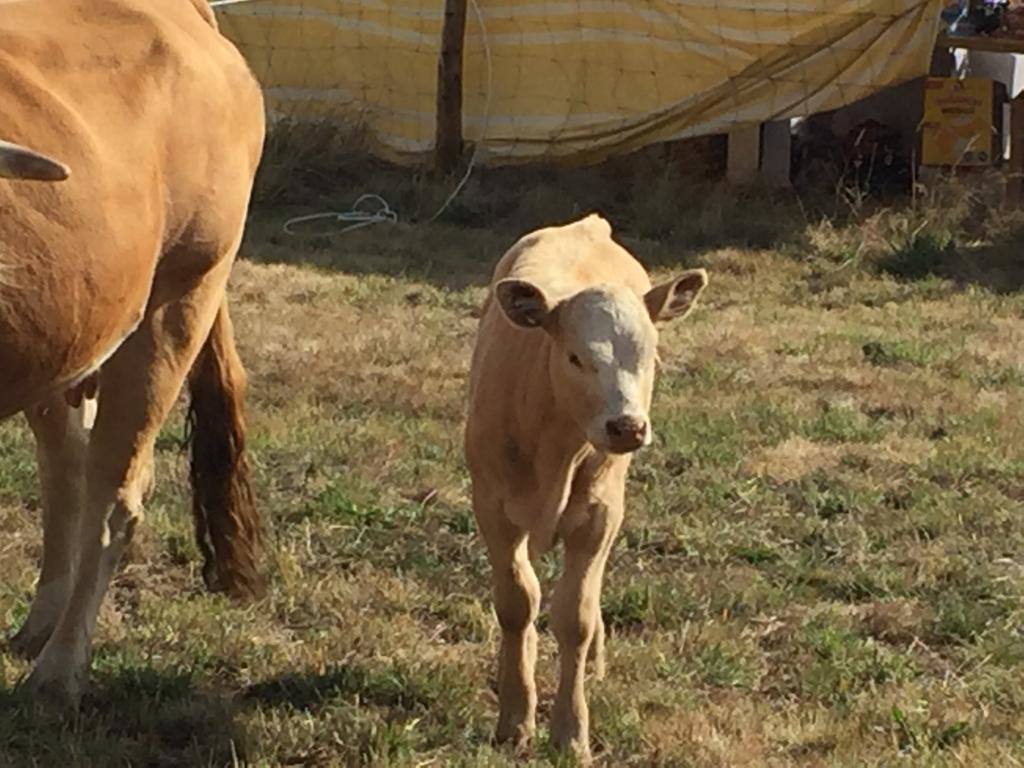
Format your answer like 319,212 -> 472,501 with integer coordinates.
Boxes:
644,269 -> 708,323
495,279 -> 556,329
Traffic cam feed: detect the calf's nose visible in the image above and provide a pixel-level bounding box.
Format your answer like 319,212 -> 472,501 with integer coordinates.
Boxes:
606,416 -> 647,449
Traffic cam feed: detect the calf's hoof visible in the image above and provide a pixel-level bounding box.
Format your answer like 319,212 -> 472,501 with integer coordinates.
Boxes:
551,735 -> 592,765
551,715 -> 592,764
495,720 -> 535,756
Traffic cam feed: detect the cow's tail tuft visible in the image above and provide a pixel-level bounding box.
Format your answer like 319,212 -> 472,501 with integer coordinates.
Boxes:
187,300 -> 264,600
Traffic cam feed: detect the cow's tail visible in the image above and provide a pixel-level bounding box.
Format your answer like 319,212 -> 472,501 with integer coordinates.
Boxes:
187,300 -> 264,600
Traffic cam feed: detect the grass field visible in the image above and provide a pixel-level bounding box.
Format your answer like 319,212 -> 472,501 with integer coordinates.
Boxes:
1,164 -> 1024,766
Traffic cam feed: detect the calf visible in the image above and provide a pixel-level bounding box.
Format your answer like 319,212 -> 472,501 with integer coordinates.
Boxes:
465,214 -> 708,760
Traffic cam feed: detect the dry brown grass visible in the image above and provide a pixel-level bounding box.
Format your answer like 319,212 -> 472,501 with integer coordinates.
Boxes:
0,159 -> 1023,765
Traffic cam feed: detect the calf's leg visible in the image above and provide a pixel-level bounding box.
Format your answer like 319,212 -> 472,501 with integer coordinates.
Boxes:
550,495 -> 624,761
475,494 -> 541,750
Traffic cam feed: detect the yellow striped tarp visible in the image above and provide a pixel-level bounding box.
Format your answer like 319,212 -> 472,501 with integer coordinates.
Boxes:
216,0 -> 944,165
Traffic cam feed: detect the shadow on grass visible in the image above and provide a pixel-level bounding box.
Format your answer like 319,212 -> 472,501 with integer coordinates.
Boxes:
239,211 -> 501,292
0,665 -> 244,767
242,134 -> 812,291
878,229 -> 1024,295
243,662 -> 450,714
861,174 -> 1024,294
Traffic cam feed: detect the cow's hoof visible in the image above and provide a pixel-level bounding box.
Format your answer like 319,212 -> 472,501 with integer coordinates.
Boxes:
8,623 -> 54,660
22,651 -> 88,712
21,674 -> 82,713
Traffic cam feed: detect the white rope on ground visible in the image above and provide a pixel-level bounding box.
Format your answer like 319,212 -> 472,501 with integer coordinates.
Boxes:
427,0 -> 493,223
282,194 -> 398,236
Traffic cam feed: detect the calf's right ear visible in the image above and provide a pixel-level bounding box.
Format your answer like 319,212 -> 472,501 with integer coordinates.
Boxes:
495,279 -> 554,329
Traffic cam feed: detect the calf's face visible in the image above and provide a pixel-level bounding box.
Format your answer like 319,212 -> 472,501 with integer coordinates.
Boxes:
495,268 -> 707,454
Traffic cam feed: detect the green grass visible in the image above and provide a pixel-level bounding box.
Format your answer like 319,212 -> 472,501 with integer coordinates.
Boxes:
1,168 -> 1024,766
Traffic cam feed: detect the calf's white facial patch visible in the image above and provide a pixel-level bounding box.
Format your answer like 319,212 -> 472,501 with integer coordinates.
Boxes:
560,286 -> 657,446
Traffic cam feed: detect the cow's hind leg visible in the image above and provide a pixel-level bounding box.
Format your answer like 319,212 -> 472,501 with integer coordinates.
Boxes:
475,493 -> 540,752
23,256 -> 237,707
10,397 -> 94,658
550,495 -> 624,762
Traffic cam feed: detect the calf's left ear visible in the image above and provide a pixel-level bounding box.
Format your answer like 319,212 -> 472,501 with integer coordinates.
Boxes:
644,269 -> 708,323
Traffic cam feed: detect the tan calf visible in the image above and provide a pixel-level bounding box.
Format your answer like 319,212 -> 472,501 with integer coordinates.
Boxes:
0,0 -> 265,706
465,214 -> 708,760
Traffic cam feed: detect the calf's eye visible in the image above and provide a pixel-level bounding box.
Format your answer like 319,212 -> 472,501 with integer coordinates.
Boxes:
568,353 -> 583,368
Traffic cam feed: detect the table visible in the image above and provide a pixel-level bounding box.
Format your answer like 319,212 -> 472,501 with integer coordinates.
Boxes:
937,33 -> 1024,55
936,33 -> 1024,205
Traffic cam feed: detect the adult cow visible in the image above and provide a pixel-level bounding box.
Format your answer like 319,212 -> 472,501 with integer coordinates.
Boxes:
0,0 -> 265,705
465,214 -> 708,761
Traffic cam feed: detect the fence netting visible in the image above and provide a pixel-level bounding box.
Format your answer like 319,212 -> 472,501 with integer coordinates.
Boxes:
214,0 -> 943,167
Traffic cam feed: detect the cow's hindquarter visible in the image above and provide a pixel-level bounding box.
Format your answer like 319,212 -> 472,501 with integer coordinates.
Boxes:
20,0 -> 266,704
89,0 -> 267,601
0,166 -> 164,418
26,199 -> 259,702
0,0 -> 214,417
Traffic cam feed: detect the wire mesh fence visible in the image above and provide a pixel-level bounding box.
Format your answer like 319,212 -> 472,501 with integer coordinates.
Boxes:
213,0 -> 944,170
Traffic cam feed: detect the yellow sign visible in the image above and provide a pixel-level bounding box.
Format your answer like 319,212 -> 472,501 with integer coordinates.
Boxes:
921,77 -> 994,167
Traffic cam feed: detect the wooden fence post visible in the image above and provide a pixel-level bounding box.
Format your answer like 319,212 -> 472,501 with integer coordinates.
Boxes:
435,0 -> 468,176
